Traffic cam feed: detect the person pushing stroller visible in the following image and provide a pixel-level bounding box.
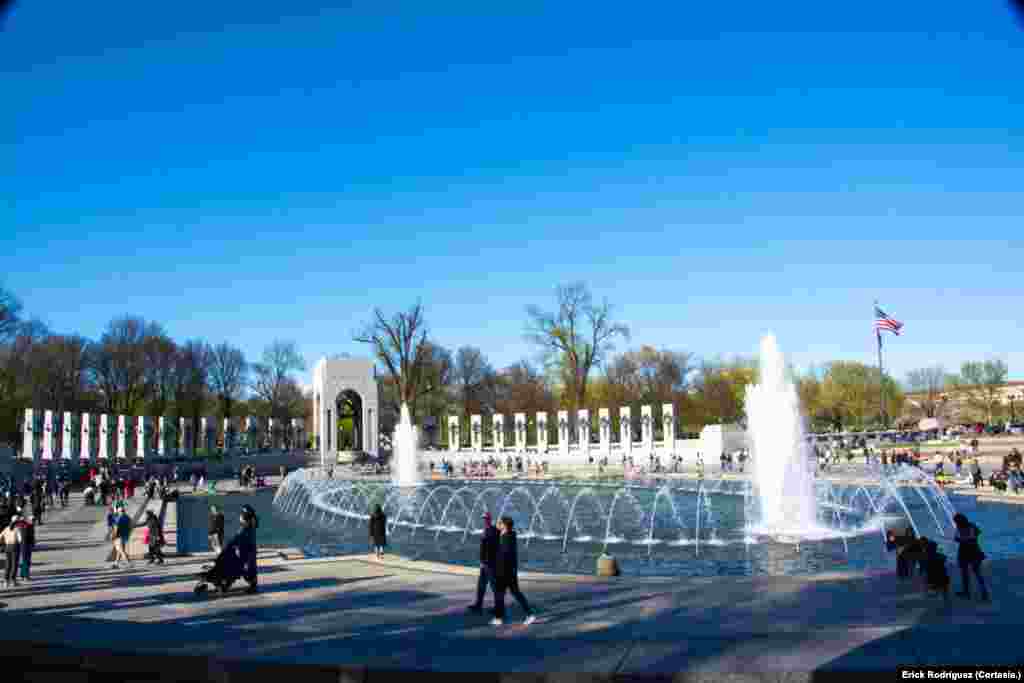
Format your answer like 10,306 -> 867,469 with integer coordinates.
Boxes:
195,504 -> 259,595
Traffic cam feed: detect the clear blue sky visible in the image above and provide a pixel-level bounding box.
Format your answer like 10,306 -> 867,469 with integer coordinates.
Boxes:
3,1 -> 1022,389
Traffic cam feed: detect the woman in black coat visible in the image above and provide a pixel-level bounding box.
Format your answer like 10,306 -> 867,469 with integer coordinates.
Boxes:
953,513 -> 989,601
369,505 -> 386,559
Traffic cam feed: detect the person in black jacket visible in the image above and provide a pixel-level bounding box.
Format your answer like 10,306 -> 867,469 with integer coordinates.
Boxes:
208,505 -> 225,554
953,513 -> 989,601
468,512 -> 498,614
222,504 -> 259,593
369,505 -> 386,559
491,516 -> 536,626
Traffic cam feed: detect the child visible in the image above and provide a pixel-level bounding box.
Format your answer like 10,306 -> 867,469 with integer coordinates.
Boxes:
919,537 -> 952,608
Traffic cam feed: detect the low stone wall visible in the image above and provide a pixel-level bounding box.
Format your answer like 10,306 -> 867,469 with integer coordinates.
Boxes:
175,496 -> 208,555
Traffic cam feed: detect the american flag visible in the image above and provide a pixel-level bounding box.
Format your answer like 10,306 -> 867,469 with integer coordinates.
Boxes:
874,305 -> 903,336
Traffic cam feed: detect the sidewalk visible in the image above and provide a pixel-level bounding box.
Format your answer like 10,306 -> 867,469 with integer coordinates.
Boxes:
1,501 -> 1023,678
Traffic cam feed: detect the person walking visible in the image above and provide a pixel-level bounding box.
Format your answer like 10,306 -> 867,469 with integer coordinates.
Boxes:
468,512 -> 499,615
491,516 -> 536,626
1,515 -> 23,588
112,507 -> 135,569
369,505 -> 387,559
223,504 -> 259,594
952,513 -> 990,601
17,514 -> 35,583
144,510 -> 165,565
208,505 -> 225,555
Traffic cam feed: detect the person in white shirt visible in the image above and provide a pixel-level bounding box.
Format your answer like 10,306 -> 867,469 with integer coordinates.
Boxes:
1,515 -> 24,588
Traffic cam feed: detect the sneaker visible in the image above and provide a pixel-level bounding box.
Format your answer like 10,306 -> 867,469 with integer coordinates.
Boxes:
111,563 -> 120,570
523,614 -> 536,625
489,618 -> 503,626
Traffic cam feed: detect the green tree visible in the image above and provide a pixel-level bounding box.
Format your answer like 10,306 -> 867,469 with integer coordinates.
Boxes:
953,360 -> 1009,423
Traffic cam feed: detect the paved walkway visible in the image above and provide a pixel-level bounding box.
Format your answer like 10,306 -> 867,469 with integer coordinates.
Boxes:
1,495 -> 1023,676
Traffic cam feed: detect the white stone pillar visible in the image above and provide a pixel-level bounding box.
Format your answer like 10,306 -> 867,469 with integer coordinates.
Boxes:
663,403 -> 676,456
536,412 -> 548,453
200,416 -> 216,453
641,405 -> 653,454
158,416 -> 169,456
557,410 -> 570,457
23,408 -> 37,460
599,408 -> 611,456
448,416 -> 460,452
181,417 -> 193,456
267,417 -> 278,450
62,412 -> 75,460
224,417 -> 238,453
42,409 -> 55,460
514,413 -> 527,453
577,409 -> 590,460
493,414 -> 504,451
471,415 -> 482,451
99,414 -> 111,460
81,412 -> 94,461
244,416 -> 256,451
290,418 -> 304,451
136,416 -> 148,459
619,407 -> 632,458
116,415 -> 129,460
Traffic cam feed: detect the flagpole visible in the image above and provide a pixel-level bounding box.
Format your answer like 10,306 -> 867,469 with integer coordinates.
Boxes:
877,327 -> 886,429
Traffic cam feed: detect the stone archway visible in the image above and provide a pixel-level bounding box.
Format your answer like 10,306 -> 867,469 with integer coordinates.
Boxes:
312,356 -> 379,467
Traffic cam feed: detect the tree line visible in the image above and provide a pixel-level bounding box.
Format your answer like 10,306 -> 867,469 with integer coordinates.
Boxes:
0,286 -> 307,447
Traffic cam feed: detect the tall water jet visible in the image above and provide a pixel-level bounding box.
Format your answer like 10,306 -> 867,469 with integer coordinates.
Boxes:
746,334 -> 818,535
392,403 -> 421,487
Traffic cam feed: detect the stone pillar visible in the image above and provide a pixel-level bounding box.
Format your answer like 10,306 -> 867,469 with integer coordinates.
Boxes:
81,412 -> 94,461
599,408 -> 611,456
224,417 -> 238,453
116,415 -> 129,460
99,414 -> 111,460
536,412 -> 548,453
619,407 -> 632,458
245,416 -> 259,452
448,416 -> 460,452
291,418 -> 304,451
493,414 -> 504,450
158,416 -> 169,456
136,416 -> 148,459
181,417 -> 193,457
201,417 -> 217,453
557,410 -> 570,457
514,413 -> 527,453
42,409 -> 56,460
663,404 -> 676,456
23,408 -> 37,460
641,405 -> 653,454
267,418 -> 278,450
577,409 -> 590,460
471,414 -> 482,451
63,412 -> 76,460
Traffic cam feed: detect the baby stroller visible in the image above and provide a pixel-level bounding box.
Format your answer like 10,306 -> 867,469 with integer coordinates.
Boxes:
194,546 -> 244,595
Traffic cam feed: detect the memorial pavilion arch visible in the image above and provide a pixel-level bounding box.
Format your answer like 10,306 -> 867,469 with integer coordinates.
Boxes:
313,357 -> 379,467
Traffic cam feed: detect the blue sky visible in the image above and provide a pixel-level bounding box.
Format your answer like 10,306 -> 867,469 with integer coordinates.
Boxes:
3,1 -> 1023,388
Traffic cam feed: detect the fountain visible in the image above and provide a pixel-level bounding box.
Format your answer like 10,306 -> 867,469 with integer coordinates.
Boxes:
392,403 -> 421,487
269,338 -> 976,577
746,334 -> 821,539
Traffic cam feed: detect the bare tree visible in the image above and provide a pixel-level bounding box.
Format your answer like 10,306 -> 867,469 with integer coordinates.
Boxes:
453,346 -> 494,416
173,340 -> 212,451
208,342 -> 248,419
143,334 -> 178,418
354,302 -> 433,415
90,316 -> 159,414
525,282 -> 629,409
252,340 -> 305,421
0,286 -> 22,343
905,366 -> 947,418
